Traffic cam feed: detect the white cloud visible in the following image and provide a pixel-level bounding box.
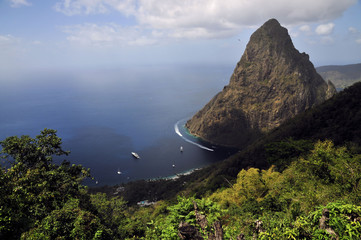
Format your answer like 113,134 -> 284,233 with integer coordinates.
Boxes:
299,25 -> 311,33
54,0 -> 357,25
55,0 -> 356,39
62,23 -> 157,47
9,0 -> 31,8
295,24 -> 313,37
315,23 -> 335,35
106,0 -> 136,16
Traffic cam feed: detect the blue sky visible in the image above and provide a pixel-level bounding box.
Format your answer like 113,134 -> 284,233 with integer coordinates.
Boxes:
1,0 -> 361,74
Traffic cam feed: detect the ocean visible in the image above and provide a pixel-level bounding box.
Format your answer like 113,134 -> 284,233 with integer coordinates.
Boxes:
0,64 -> 237,186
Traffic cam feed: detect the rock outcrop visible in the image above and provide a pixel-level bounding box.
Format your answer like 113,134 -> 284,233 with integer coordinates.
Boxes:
186,19 -> 336,148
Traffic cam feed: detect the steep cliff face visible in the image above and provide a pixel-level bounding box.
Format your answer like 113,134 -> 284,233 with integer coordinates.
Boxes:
186,19 -> 336,148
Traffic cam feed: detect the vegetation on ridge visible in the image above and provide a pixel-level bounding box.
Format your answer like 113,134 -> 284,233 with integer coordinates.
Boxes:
1,129 -> 361,239
2,79 -> 361,238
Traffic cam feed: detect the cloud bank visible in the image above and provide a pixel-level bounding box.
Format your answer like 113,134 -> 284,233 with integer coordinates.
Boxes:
55,0 -> 356,27
54,0 -> 357,47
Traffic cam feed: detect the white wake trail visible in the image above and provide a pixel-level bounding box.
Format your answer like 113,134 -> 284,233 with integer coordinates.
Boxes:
174,120 -> 214,152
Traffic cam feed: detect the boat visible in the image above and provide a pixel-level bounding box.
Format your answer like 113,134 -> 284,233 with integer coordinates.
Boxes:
117,169 -> 122,175
180,146 -> 183,152
131,152 -> 140,159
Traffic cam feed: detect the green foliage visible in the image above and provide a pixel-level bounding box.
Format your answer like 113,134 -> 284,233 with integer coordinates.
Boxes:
90,193 -> 127,230
91,193 -> 159,239
301,140 -> 341,182
2,128 -> 361,239
258,211 -> 298,240
211,166 -> 282,207
265,138 -> 314,171
276,202 -> 361,240
0,162 -> 91,237
281,140 -> 361,211
206,140 -> 361,239
21,198 -> 112,240
1,128 -> 69,169
0,129 -> 91,239
145,196 -> 223,239
312,202 -> 361,239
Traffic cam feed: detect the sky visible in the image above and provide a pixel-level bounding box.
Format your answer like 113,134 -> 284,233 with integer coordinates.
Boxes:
1,0 -> 361,75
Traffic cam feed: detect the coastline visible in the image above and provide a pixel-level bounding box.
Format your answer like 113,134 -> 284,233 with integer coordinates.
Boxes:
183,118 -> 239,150
148,167 -> 202,181
174,119 -> 215,152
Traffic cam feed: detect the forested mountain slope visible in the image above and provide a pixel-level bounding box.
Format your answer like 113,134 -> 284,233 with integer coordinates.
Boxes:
117,81 -> 361,204
187,81 -> 361,193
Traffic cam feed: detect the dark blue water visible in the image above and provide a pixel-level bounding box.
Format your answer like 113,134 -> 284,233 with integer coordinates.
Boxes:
0,65 -> 237,186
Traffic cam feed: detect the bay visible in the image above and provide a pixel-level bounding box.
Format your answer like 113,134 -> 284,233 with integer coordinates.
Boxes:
0,64 -> 237,186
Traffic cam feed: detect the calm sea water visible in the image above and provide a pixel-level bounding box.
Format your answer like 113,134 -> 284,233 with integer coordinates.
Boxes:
0,65 -> 237,186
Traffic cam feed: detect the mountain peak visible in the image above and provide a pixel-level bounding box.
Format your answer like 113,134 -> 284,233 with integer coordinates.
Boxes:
264,18 -> 287,29
258,18 -> 285,36
186,19 -> 336,148
263,18 -> 280,25
252,18 -> 289,41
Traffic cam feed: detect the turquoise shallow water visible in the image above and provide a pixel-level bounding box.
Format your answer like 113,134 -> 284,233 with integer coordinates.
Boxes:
0,65 -> 237,186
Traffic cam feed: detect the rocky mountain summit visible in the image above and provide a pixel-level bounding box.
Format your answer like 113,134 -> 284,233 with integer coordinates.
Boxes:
186,19 -> 336,148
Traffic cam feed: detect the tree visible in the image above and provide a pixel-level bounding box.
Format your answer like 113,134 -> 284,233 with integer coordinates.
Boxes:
0,128 -> 69,169
265,138 -> 314,171
0,129 -> 91,239
146,196 -> 223,239
21,198 -> 112,240
210,167 -> 282,207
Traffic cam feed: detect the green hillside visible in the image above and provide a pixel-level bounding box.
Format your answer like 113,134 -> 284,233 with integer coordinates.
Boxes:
2,83 -> 361,239
316,63 -> 361,89
186,81 -> 361,194
116,81 -> 361,204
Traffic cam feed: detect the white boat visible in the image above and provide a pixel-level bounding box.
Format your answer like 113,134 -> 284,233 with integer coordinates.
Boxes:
117,169 -> 122,175
131,152 -> 140,159
180,146 -> 183,152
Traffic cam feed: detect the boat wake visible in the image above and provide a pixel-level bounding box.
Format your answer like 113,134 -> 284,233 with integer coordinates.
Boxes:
174,120 -> 214,152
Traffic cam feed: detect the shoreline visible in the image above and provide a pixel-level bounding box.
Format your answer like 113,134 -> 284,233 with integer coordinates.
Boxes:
148,167 -> 202,182
174,119 -> 215,152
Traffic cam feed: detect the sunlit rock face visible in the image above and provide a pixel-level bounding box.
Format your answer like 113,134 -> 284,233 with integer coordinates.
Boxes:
186,19 -> 336,148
